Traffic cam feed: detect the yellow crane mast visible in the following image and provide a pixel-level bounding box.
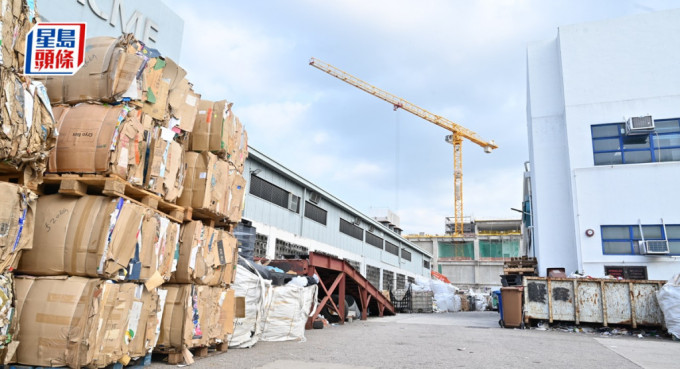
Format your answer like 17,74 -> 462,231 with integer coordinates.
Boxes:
309,57 -> 498,236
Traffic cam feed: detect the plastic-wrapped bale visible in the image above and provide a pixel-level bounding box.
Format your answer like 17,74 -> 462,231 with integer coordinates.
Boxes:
0,182 -> 36,272
171,221 -> 237,286
0,70 -> 57,181
657,274 -> 680,340
143,125 -> 185,202
260,284 -> 318,342
13,276 -> 139,368
48,104 -> 146,185
177,152 -> 229,217
19,195 -> 179,284
228,262 -> 272,349
1,0 -> 36,71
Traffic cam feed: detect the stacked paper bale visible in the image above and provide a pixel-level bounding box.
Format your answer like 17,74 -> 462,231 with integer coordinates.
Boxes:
0,1 -> 57,185
41,34 -> 194,201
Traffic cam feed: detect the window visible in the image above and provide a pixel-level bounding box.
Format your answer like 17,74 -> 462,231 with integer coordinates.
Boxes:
382,269 -> 394,290
250,175 -> 300,213
365,232 -> 383,249
423,260 -> 430,269
304,201 -> 327,225
479,240 -> 520,258
438,241 -> 474,259
339,218 -> 363,241
274,239 -> 308,259
366,265 -> 381,289
591,119 -> 680,165
401,249 -> 411,261
600,224 -> 680,255
385,241 -> 399,256
345,259 -> 360,271
396,274 -> 406,289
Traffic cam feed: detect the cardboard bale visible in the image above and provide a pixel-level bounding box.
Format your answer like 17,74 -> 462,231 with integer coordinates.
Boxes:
226,164 -> 247,223
41,35 -> 144,105
156,284 -> 211,350
19,195 -> 143,279
48,104 -> 146,185
13,276 -> 137,368
167,78 -> 200,132
126,285 -> 168,359
1,0 -> 35,72
0,182 -> 36,272
171,222 -> 237,286
190,99 -> 233,153
144,126 -> 185,202
206,287 -> 235,345
0,69 -> 57,180
0,273 -> 14,364
227,115 -> 248,173
177,152 -> 230,216
126,210 -> 180,286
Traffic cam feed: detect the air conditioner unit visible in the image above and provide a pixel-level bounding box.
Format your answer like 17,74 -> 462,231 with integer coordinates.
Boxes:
288,194 -> 299,212
309,192 -> 321,204
625,116 -> 654,135
353,217 -> 361,226
368,225 -> 375,233
639,240 -> 669,255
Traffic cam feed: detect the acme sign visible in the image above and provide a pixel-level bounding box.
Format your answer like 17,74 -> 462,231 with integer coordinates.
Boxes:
76,0 -> 159,46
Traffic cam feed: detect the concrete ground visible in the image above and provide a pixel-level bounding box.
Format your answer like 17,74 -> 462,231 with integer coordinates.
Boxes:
151,312 -> 679,369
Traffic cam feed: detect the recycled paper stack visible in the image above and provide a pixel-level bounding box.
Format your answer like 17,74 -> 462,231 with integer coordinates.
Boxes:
0,6 -> 249,364
0,1 -> 57,185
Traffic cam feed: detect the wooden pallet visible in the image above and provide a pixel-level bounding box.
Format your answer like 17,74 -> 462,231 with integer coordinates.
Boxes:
184,207 -> 235,229
41,174 -> 185,223
155,343 -> 228,365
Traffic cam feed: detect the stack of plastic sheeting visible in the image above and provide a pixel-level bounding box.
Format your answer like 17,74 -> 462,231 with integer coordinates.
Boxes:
260,284 -> 318,342
228,262 -> 272,349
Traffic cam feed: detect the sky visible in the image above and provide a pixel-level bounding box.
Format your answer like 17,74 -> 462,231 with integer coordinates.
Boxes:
163,0 -> 678,235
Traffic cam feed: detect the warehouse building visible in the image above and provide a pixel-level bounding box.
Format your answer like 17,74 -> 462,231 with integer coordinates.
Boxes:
242,147 -> 433,290
526,8 -> 680,279
408,219 -> 522,290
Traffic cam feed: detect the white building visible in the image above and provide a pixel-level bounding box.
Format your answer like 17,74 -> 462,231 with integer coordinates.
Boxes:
526,8 -> 680,280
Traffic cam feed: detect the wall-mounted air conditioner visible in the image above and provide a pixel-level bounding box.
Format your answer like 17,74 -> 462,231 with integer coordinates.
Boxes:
625,116 -> 654,135
639,240 -> 669,255
353,216 -> 361,226
309,192 -> 321,204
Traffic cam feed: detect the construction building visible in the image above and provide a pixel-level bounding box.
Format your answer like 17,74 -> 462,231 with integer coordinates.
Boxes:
241,147 -> 433,291
526,8 -> 680,279
407,219 -> 522,290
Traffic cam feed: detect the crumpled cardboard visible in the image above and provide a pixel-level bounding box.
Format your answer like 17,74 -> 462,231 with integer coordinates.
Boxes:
157,285 -> 235,351
20,195 -> 179,284
144,126 -> 185,202
1,0 -> 35,72
171,222 -> 237,286
13,276 -> 139,368
0,182 -> 36,273
0,69 -> 57,182
48,104 -> 146,185
167,78 -> 200,133
40,35 -> 145,105
190,99 -> 233,154
177,152 -> 229,217
226,164 -> 247,224
227,115 -> 248,173
127,285 -> 167,359
0,273 -> 14,364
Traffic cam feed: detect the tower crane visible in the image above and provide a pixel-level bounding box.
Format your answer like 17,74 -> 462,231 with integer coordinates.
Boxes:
309,57 -> 498,236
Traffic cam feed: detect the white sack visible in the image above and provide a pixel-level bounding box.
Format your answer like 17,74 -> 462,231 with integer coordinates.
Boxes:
260,284 -> 318,342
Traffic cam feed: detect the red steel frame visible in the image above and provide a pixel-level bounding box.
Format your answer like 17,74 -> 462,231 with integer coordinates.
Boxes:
268,252 -> 395,327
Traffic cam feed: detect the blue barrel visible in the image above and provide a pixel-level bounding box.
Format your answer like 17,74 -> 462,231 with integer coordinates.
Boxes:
493,290 -> 504,327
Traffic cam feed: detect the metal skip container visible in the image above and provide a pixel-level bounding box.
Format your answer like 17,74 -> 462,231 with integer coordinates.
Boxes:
523,277 -> 665,328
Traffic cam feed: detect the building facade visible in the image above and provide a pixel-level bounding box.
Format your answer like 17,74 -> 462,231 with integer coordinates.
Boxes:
408,219 -> 522,290
526,8 -> 680,279
243,147 -> 433,291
